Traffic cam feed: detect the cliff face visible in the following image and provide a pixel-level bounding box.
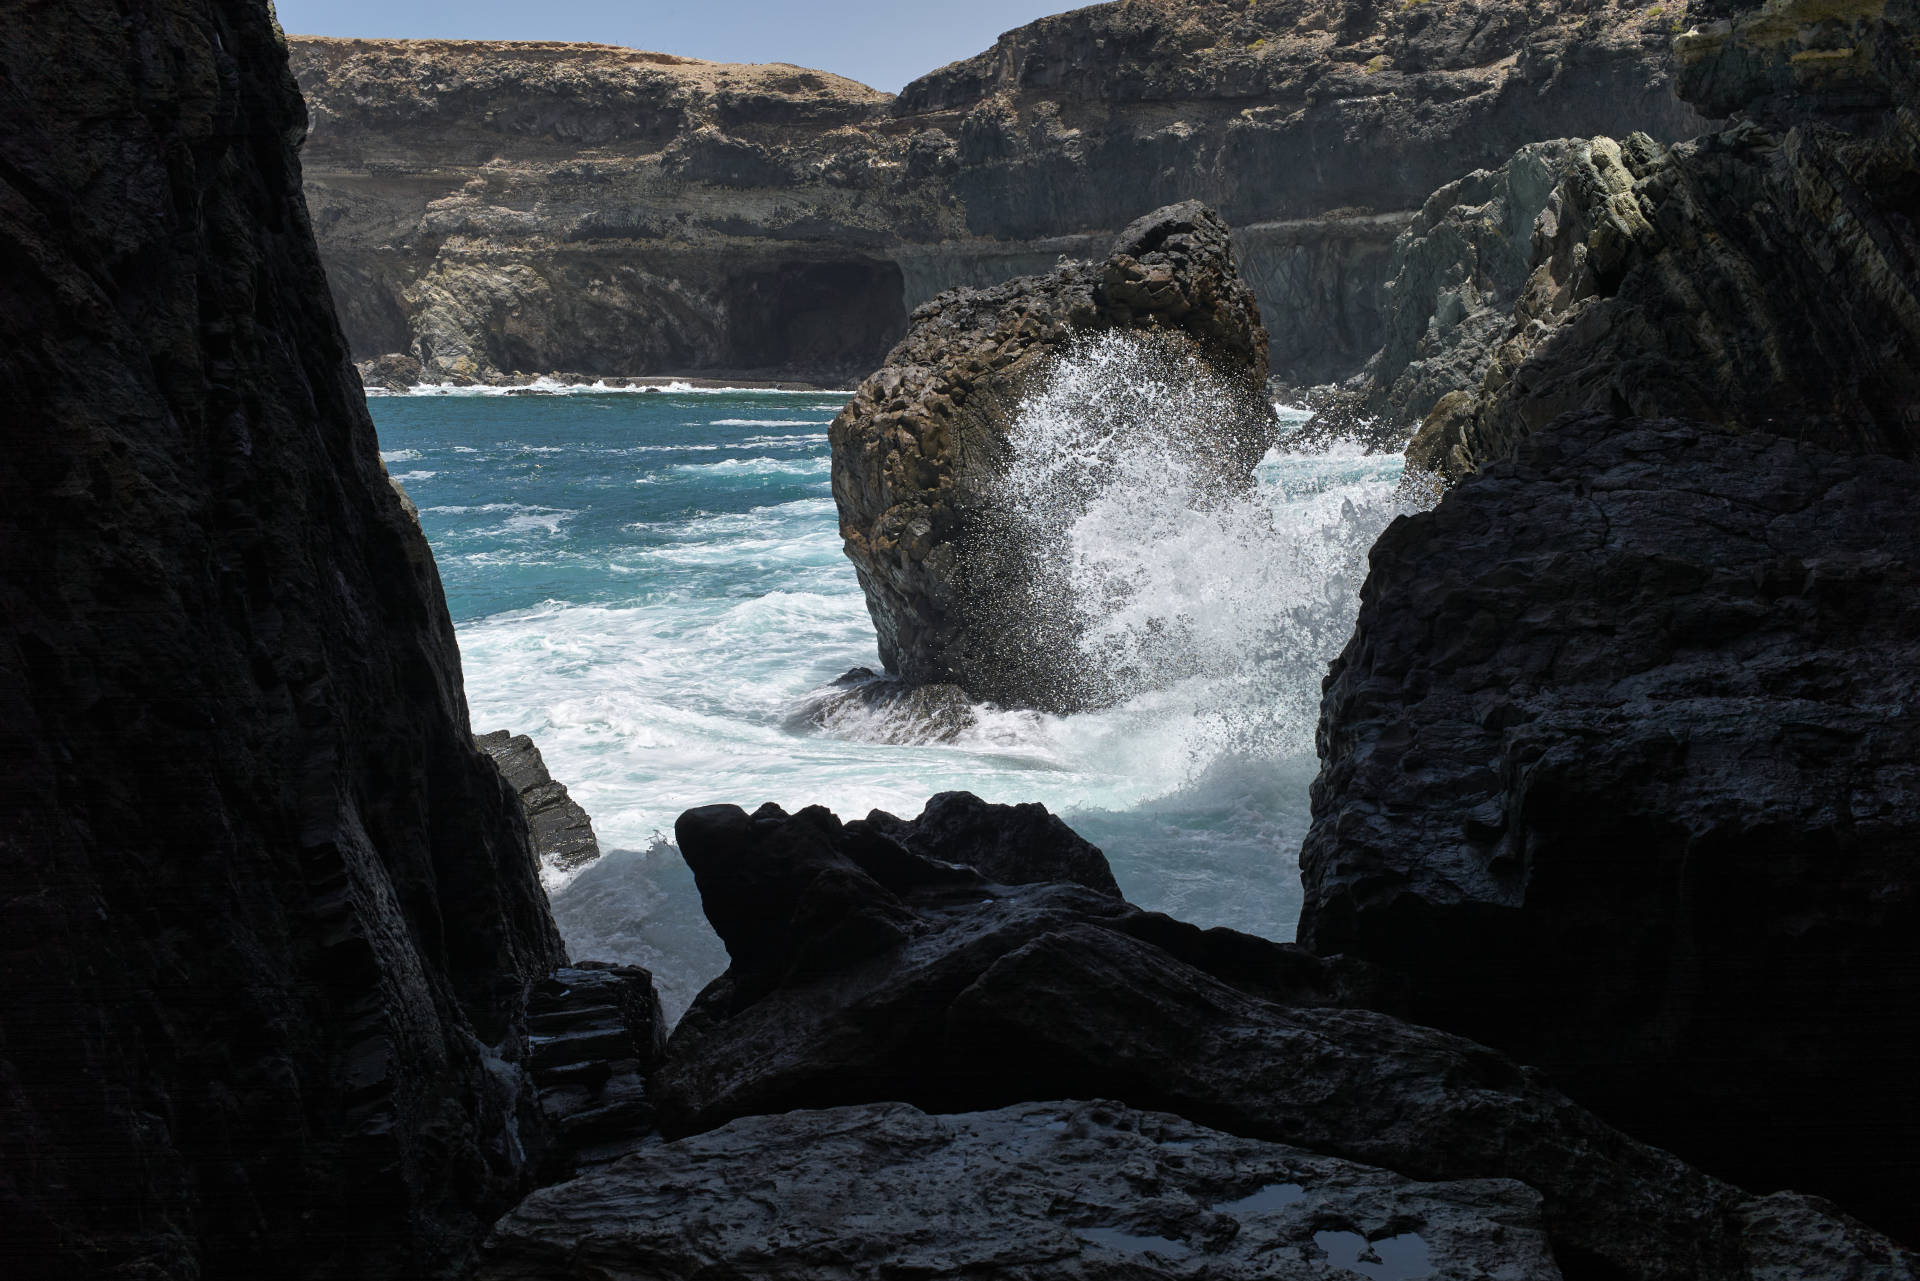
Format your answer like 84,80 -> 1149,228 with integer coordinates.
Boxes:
290,0 -> 1710,388
1300,0 -> 1920,1244
1406,0 -> 1920,479
0,3 -> 565,1277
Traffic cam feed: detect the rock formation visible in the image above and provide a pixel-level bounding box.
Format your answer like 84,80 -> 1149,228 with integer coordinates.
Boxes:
1298,0 -> 1920,1247
0,3 -> 565,1277
478,730 -> 602,873
1298,138 -> 1582,445
633,796 -> 1915,1281
1402,0 -> 1920,481
480,1100 -> 1571,1280
288,0 -> 1712,387
830,201 -> 1275,710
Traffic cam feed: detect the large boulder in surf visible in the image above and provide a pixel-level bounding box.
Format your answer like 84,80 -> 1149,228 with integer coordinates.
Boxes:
829,201 -> 1278,713
1300,414 -> 1920,1243
647,799 -> 1916,1281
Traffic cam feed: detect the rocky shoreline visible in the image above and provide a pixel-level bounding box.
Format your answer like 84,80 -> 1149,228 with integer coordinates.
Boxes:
4,0 -> 1918,1278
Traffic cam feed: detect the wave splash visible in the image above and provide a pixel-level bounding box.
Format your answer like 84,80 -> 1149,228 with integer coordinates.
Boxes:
977,331 -> 1428,762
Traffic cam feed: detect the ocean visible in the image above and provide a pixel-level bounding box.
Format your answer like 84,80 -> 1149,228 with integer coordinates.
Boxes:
369,364 -> 1419,1017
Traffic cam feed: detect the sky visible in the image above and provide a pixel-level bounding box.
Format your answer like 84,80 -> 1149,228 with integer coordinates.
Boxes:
274,1 -> 1084,92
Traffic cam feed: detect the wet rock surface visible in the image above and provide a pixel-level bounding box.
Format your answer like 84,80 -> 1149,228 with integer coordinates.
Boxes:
478,730 -> 602,873
0,2 -> 566,1277
290,0 -> 1707,387
831,201 -> 1275,710
1301,414 -> 1920,1243
651,798 -> 1914,1281
478,1100 -> 1565,1280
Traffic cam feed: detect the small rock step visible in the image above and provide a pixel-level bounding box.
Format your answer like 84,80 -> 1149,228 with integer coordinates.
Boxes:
526,962 -> 669,1172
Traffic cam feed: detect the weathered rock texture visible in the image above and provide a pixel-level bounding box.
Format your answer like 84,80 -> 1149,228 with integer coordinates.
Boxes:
0,3 -> 566,1278
289,0 -> 1711,386
831,201 -> 1274,710
1300,415 -> 1920,1242
478,730 -> 602,873
479,1100 -> 1568,1280
652,797 -> 1916,1281
1300,138 -> 1582,445
525,963 -> 667,1171
1406,0 -> 1920,481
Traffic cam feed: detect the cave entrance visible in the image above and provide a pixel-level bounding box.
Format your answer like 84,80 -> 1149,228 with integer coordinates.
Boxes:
723,259 -> 907,381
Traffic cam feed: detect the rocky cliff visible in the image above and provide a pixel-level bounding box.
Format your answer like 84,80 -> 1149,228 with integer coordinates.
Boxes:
0,3 -> 566,1277
289,0 -> 1711,388
1403,0 -> 1920,480
1300,0 -> 1920,1246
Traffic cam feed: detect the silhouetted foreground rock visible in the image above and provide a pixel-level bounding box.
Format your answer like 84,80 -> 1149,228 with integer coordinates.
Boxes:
1302,415 -> 1920,1243
478,730 -> 602,872
653,797 -> 1914,1281
0,3 -> 564,1277
831,201 -> 1277,711
479,1100 -> 1567,1280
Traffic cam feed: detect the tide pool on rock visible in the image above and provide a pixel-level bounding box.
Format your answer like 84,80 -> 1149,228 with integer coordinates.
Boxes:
370,386 -> 1418,1016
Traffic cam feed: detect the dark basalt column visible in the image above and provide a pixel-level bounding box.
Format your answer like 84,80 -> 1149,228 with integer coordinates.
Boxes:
0,4 -> 565,1278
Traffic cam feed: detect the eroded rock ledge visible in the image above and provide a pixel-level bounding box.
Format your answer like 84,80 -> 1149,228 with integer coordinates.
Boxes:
830,201 -> 1275,711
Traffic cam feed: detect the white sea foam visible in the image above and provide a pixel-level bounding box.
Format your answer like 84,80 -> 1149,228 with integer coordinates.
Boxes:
443,361 -> 1430,1020
709,418 -> 832,428
379,449 -> 421,463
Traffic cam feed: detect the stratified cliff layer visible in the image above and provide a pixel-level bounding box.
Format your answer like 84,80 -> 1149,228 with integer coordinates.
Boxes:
0,3 -> 565,1277
289,0 -> 1711,388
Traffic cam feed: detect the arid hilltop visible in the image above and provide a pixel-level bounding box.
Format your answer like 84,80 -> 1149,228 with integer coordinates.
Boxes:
291,0 -> 1711,388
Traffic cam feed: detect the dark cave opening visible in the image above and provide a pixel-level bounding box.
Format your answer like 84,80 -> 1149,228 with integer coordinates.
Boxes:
723,258 -> 908,380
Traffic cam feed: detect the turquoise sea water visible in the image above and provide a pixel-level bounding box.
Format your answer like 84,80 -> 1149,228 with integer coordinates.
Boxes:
370,375 -> 1415,1016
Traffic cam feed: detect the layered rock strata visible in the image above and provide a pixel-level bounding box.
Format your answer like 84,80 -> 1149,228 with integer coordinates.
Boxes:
1300,414 -> 1920,1243
289,0 -> 1711,387
1405,0 -> 1920,481
478,730 -> 602,873
0,3 -> 565,1277
831,201 -> 1275,710
640,796 -> 1915,1281
525,963 -> 668,1171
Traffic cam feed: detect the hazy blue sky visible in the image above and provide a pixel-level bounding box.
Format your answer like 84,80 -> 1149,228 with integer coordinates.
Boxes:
275,1 -> 1081,92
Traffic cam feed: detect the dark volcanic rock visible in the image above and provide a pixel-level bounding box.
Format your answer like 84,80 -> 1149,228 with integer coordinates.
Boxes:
652,799 -> 1913,1281
478,1100 -> 1567,1280
478,729 -> 602,873
290,0 -> 1708,387
0,4 -> 565,1278
526,963 -> 668,1170
1300,414 -> 1920,1243
831,201 -> 1277,710
1405,1 -> 1920,481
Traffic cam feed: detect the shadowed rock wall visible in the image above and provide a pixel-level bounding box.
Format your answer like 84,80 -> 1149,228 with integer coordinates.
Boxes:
0,3 -> 565,1277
